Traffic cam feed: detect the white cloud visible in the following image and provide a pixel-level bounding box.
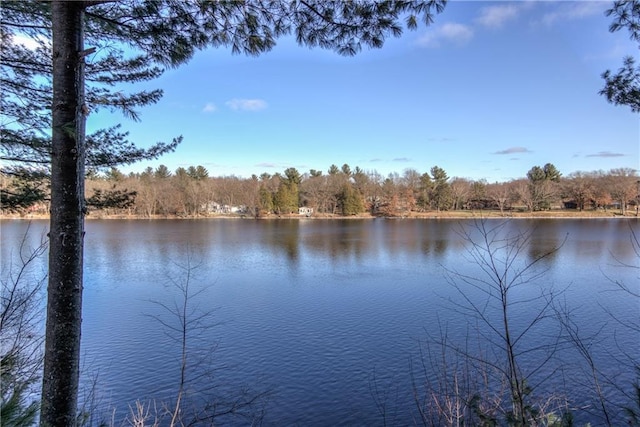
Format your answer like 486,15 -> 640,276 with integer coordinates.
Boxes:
255,162 -> 279,168
12,34 -> 47,50
202,102 -> 217,113
586,151 -> 625,158
476,4 -> 519,29
417,22 -> 474,48
541,2 -> 605,26
225,98 -> 268,111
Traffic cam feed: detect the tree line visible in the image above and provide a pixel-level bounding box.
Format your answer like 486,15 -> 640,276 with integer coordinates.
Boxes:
4,162 -> 637,217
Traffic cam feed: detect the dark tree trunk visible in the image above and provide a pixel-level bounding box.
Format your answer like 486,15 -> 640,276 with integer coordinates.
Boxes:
41,2 -> 86,425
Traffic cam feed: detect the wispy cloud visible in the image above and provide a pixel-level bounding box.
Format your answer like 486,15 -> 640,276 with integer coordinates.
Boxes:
493,147 -> 532,155
476,4 -> 520,29
416,22 -> 474,48
177,161 -> 221,169
392,157 -> 411,162
540,2 -> 605,26
370,158 -> 383,163
226,98 -> 268,111
255,162 -> 279,168
586,151 -> 625,158
202,102 -> 217,113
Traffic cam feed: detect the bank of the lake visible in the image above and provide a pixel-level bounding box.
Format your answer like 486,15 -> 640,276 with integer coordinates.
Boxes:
2,209 -> 639,221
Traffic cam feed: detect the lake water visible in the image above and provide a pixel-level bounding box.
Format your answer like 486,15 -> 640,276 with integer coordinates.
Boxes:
1,218 -> 639,425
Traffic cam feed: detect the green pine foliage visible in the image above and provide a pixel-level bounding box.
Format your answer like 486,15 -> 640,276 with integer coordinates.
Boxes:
86,187 -> 137,211
339,184 -> 364,215
600,0 -> 640,113
259,185 -> 274,214
524,163 -> 562,211
0,168 -> 48,212
274,181 -> 299,214
1,352 -> 39,427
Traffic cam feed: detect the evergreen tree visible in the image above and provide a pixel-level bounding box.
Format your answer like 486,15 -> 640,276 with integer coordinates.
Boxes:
600,0 -> 640,113
175,167 -> 189,179
417,172 -> 433,211
525,163 -> 561,211
85,187 -> 136,211
104,167 -> 126,182
338,183 -> 364,215
274,181 -> 298,214
187,165 -> 209,180
527,166 -> 547,183
430,165 -> 452,211
0,169 -> 48,212
284,167 -> 302,186
543,163 -> 562,182
258,185 -> 274,215
352,166 -> 369,195
154,164 -> 172,179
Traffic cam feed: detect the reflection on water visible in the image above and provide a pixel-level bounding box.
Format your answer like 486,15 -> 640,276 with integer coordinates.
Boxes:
2,218 -> 639,268
1,218 -> 638,425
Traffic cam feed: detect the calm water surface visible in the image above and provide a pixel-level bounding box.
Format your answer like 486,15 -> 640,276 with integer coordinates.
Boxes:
1,218 -> 638,425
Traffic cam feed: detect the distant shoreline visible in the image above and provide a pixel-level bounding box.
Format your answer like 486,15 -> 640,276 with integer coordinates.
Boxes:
2,210 -> 639,221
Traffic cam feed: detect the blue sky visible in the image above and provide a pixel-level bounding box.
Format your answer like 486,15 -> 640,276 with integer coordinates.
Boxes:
91,1 -> 639,182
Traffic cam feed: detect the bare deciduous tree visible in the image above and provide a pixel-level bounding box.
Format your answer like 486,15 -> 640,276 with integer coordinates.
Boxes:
1,225 -> 48,426
414,219 -> 569,425
136,253 -> 270,426
554,225 -> 640,426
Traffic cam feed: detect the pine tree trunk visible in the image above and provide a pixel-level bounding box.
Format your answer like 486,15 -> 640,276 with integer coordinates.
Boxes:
41,2 -> 86,425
